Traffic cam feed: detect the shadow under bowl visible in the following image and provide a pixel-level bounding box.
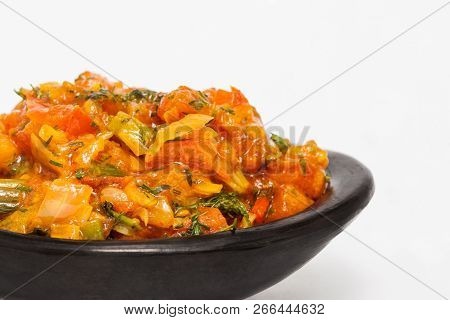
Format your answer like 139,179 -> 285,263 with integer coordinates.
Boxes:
0,151 -> 374,299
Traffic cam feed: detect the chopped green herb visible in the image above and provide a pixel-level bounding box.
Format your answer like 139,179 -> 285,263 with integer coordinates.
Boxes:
200,192 -> 249,220
270,134 -> 290,154
137,123 -> 155,146
85,88 -> 110,100
90,161 -> 125,177
138,184 -> 170,195
14,89 -> 26,100
198,91 -> 209,101
31,85 -> 47,99
43,135 -> 53,147
90,121 -> 98,128
220,107 -> 235,115
123,89 -> 162,103
49,160 -> 63,168
75,169 -> 87,180
186,210 -> 210,236
220,218 -> 238,232
189,99 -> 207,110
299,157 -> 307,175
182,167 -> 193,186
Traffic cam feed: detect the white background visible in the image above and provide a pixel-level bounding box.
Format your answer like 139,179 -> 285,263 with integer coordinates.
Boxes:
0,0 -> 449,300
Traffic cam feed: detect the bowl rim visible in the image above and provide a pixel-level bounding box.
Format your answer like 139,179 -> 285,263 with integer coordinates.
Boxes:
0,151 -> 374,255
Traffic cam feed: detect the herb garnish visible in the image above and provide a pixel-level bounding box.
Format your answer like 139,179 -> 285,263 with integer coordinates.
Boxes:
90,161 -> 125,177
182,167 -> 193,186
220,107 -> 235,115
14,89 -> 25,100
270,133 -> 290,154
188,91 -> 209,110
299,157 -> 307,175
186,210 -> 210,236
200,192 -> 249,220
138,184 -> 170,195
101,201 -> 142,230
49,160 -> 63,168
75,169 -> 87,180
43,135 -> 53,147
85,88 -> 110,100
189,100 -> 207,110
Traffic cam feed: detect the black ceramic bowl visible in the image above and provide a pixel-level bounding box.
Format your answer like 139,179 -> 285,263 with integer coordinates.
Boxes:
0,151 -> 374,299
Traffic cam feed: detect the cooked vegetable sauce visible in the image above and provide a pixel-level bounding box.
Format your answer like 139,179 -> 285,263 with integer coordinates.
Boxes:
0,72 -> 329,240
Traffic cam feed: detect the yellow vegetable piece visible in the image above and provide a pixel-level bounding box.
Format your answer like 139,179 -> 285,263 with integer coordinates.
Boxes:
0,209 -> 36,234
124,181 -> 157,209
38,124 -> 68,146
80,220 -> 104,240
226,170 -> 250,194
73,132 -> 112,166
0,134 -> 18,169
148,114 -> 213,155
50,224 -> 81,240
37,179 -> 93,226
108,111 -> 153,156
135,207 -> 149,226
147,197 -> 174,228
30,133 -> 66,173
192,180 -> 223,196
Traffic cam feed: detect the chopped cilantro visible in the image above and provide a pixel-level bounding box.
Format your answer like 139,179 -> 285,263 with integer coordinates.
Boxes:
49,160 -> 63,168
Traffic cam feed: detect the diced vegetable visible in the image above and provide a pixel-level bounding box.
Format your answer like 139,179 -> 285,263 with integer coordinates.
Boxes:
108,111 -> 155,156
37,179 -> 93,225
38,124 -> 68,146
124,181 -> 158,208
196,207 -> 228,234
146,198 -> 174,228
80,220 -> 104,240
100,187 -> 132,213
219,169 -> 250,194
192,179 -> 223,196
50,224 -> 81,240
73,132 -> 112,166
30,133 -> 67,173
0,72 -> 330,240
251,197 -> 270,224
135,207 -> 150,226
0,134 -> 18,170
147,114 -> 213,155
0,209 -> 34,234
268,184 -> 314,222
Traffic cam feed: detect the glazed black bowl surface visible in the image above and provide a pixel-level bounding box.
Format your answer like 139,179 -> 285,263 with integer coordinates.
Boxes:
0,151 -> 374,299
